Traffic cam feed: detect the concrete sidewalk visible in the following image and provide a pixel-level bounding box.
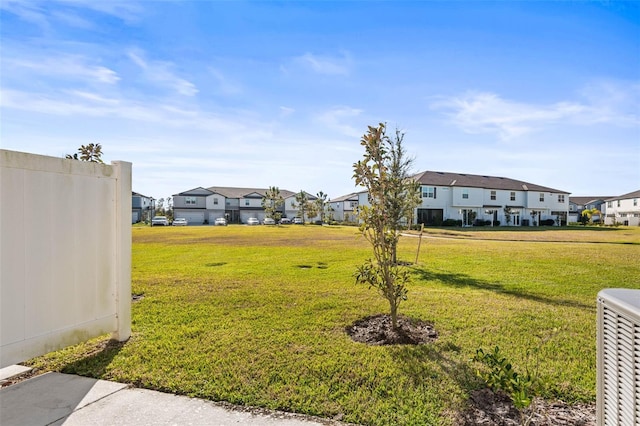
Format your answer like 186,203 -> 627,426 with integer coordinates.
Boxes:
0,372 -> 344,426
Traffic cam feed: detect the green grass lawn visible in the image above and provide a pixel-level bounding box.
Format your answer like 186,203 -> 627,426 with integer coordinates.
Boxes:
28,225 -> 640,425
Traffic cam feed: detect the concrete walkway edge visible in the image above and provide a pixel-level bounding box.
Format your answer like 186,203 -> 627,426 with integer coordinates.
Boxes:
0,372 -> 347,426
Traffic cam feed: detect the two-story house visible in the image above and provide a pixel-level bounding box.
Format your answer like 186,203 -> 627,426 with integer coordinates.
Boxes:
568,197 -> 610,223
357,171 -> 570,226
329,192 -> 360,222
602,190 -> 640,226
173,186 -> 318,224
132,192 -> 153,224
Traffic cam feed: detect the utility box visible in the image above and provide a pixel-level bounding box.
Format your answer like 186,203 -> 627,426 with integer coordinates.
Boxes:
597,288 -> 640,425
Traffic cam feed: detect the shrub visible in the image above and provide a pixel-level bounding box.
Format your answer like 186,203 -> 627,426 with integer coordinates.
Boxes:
540,219 -> 555,226
442,219 -> 462,227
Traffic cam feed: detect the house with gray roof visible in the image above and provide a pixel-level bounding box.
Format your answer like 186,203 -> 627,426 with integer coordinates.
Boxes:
357,170 -> 570,226
568,196 -> 611,223
602,190 -> 640,226
329,192 -> 361,222
173,186 -> 317,224
132,191 -> 153,223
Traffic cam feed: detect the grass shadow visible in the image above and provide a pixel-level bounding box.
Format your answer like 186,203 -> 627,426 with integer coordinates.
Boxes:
60,339 -> 126,379
388,341 -> 480,401
205,262 -> 227,267
411,267 -> 594,311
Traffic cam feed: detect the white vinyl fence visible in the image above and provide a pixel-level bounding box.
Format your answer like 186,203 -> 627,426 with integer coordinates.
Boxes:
1,150 -> 131,368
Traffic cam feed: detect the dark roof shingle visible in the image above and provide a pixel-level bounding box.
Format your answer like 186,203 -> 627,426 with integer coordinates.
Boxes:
412,171 -> 569,193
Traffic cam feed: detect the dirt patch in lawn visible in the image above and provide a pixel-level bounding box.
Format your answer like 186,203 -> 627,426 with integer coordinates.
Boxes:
346,314 -> 438,345
458,388 -> 596,425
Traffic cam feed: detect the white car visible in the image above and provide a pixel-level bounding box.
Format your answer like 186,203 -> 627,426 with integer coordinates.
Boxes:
214,217 -> 227,226
279,218 -> 291,224
172,218 -> 188,226
246,217 -> 260,225
263,217 -> 276,225
292,217 -> 304,225
151,216 -> 169,226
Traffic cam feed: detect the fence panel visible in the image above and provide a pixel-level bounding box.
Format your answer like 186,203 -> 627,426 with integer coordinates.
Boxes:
1,150 -> 131,368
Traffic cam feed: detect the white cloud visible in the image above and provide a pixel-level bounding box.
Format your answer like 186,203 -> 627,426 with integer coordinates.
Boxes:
6,55 -> 120,85
294,51 -> 352,76
430,82 -> 640,141
207,67 -> 242,95
315,106 -> 364,138
279,106 -> 295,117
127,48 -> 198,97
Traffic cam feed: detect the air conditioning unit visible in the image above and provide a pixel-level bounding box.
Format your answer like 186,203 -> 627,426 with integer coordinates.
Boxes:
597,289 -> 640,425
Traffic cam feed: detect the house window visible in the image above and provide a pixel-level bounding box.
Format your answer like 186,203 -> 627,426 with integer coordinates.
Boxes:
462,189 -> 469,199
422,187 -> 436,199
213,198 -> 218,205
510,192 -> 516,201
607,201 -> 612,208
490,191 -> 496,201
350,202 -> 358,208
245,200 -> 250,206
558,194 -> 565,203
634,198 -> 638,206
185,196 -> 196,205
539,193 -> 545,202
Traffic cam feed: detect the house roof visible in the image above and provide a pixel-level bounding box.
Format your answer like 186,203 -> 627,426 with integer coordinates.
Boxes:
605,190 -> 640,201
206,186 -> 298,199
174,187 -> 214,196
330,192 -> 359,202
412,171 -> 569,194
569,197 -> 611,206
132,191 -> 152,198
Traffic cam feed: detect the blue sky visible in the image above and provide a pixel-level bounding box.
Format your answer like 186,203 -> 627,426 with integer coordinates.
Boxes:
1,1 -> 639,202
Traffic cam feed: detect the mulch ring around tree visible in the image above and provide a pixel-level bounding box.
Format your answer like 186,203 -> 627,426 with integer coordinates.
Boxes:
345,314 -> 438,345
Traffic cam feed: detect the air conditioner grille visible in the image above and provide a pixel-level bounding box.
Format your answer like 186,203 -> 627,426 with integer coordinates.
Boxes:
598,289 -> 640,426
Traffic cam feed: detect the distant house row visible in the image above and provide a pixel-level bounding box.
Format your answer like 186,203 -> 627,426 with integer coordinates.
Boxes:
172,187 -> 318,225
359,170 -> 571,226
569,191 -> 640,226
133,171 -> 639,227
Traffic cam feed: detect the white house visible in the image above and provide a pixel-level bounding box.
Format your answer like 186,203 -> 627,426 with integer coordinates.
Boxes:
329,192 -> 360,222
358,171 -> 570,226
602,190 -> 640,226
568,196 -> 610,223
173,186 -> 318,224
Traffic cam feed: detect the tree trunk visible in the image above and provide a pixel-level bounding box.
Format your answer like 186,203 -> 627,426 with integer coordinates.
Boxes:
390,300 -> 398,330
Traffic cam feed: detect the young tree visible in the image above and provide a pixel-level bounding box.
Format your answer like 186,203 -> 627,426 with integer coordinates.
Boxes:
166,197 -> 174,221
581,208 -> 600,226
315,191 -> 328,223
353,123 -> 419,329
503,207 -> 513,225
156,198 -> 165,216
66,143 -> 104,163
293,190 -> 311,223
262,186 -> 285,221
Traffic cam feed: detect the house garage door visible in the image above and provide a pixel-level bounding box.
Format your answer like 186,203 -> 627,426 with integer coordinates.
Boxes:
179,212 -> 205,225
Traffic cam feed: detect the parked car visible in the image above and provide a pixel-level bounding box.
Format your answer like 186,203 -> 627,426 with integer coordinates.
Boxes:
279,218 -> 291,224
293,217 -> 304,225
151,216 -> 169,226
214,217 -> 227,226
246,217 -> 260,225
263,217 -> 276,225
172,218 -> 188,226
